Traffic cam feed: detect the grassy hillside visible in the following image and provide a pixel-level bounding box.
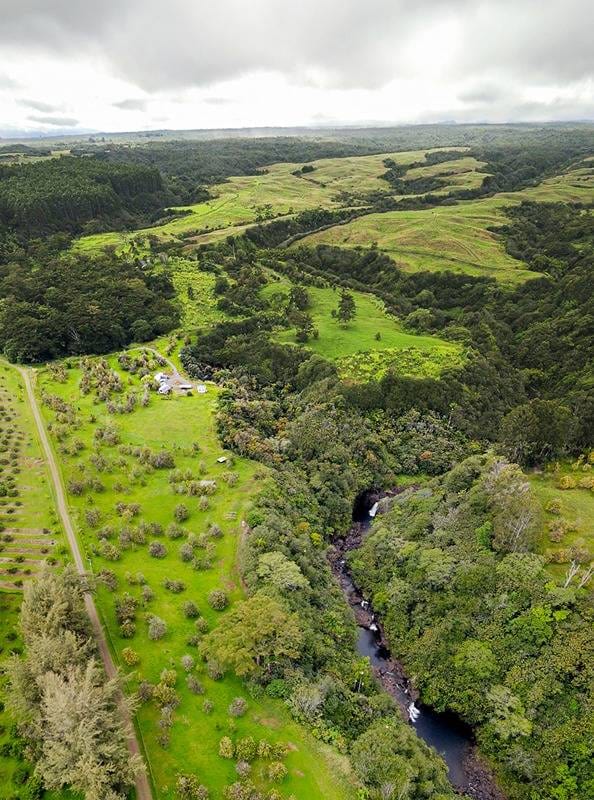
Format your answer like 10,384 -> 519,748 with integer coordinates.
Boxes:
298,161 -> 594,283
263,282 -> 464,380
74,147 -> 488,255
37,352 -> 354,800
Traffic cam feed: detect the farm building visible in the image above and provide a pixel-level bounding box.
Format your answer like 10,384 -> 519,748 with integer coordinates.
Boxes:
158,383 -> 172,395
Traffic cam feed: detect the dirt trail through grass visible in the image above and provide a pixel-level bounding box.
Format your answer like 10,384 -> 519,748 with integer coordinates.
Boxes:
18,366 -> 153,800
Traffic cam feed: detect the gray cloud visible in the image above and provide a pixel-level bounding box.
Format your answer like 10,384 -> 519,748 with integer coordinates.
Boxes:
203,97 -> 233,106
0,74 -> 18,90
1,0 -> 592,126
458,85 -> 505,105
113,98 -> 148,111
18,98 -> 64,112
27,114 -> 79,126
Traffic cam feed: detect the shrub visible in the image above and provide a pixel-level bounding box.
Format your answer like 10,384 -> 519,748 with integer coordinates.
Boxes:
121,647 -> 140,666
235,761 -> 251,778
207,589 -> 229,611
228,697 -> 248,718
167,523 -> 186,540
219,736 -> 234,759
202,699 -> 214,714
148,615 -> 167,640
268,762 -> 288,783
183,600 -> 200,618
181,654 -> 195,672
149,540 -> 167,558
235,736 -> 257,762
179,543 -> 194,562
187,675 -> 204,694
164,579 -> 186,593
174,503 -> 190,522
206,659 -> 223,680
160,668 -> 178,687
198,495 -> 209,511
151,450 -> 175,469
176,773 -> 210,800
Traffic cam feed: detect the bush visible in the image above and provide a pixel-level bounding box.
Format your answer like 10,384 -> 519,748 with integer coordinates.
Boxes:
149,540 -> 167,558
148,615 -> 167,640
187,675 -> 204,694
183,600 -> 200,618
268,762 -> 288,783
202,699 -> 214,714
207,589 -> 229,611
181,654 -> 195,672
174,503 -> 190,522
219,736 -> 235,759
121,647 -> 140,666
235,736 -> 257,762
235,761 -> 251,778
228,697 -> 248,718
164,579 -> 186,593
176,773 -> 209,800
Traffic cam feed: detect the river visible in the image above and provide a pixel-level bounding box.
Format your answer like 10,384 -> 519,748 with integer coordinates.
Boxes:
329,489 -> 505,800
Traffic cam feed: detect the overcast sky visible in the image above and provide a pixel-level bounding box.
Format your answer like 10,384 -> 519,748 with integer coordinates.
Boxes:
1,0 -> 593,136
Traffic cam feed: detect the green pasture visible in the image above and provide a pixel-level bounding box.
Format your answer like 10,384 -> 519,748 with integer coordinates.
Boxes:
73,147 -> 484,255
37,354 -> 354,800
297,160 -> 594,283
263,282 -> 463,380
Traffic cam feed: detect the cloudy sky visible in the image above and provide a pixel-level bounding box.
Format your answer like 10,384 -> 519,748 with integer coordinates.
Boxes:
1,0 -> 593,137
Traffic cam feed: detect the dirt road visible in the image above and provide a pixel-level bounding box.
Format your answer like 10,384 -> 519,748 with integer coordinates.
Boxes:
19,366 -> 153,800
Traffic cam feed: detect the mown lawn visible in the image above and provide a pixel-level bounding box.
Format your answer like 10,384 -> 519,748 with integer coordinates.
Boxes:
37,353 -> 354,800
264,282 -> 464,380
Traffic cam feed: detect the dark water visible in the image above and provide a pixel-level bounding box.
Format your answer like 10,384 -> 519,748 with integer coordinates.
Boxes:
344,490 -> 475,791
354,595 -> 472,787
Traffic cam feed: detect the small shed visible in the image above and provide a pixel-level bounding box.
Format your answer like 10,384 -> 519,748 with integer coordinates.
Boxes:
196,384 -> 207,394
155,372 -> 169,384
179,383 -> 193,391
216,456 -> 227,463
158,383 -> 172,395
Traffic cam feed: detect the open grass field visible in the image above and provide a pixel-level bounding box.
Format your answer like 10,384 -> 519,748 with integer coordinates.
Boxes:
263,282 -> 464,381
0,363 -> 66,591
74,147 -> 488,255
529,457 -> 594,587
167,257 -> 225,330
298,160 -> 594,284
37,351 -> 354,800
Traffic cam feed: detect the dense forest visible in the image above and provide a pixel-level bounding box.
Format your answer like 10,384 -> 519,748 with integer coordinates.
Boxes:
0,157 -> 168,234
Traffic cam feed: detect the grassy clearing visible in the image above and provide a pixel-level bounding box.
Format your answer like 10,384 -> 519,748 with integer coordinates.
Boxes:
167,257 -> 224,330
0,363 -> 66,591
263,282 -> 463,380
73,147 -> 484,255
299,162 -> 594,283
37,352 -> 354,800
529,457 -> 594,585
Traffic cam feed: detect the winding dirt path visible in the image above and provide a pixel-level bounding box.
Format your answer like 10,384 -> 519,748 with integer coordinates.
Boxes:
18,366 -> 153,800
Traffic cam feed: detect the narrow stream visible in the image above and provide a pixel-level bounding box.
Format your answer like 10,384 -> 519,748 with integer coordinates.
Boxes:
330,489 -> 505,800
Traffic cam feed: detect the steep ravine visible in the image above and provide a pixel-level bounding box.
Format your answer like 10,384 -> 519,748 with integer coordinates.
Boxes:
329,489 -> 506,800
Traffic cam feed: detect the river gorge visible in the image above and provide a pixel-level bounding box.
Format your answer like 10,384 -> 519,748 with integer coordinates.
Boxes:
329,488 -> 506,800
